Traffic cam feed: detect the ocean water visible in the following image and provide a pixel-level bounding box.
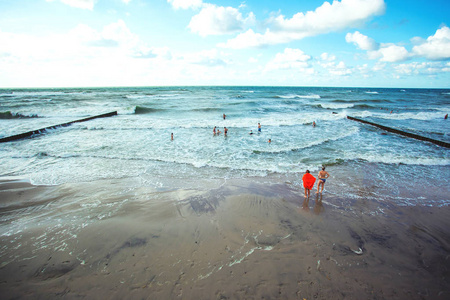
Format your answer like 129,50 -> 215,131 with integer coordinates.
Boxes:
1,86 -> 449,205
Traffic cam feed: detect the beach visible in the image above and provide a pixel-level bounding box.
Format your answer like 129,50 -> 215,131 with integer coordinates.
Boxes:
1,168 -> 449,299
1,86 -> 449,299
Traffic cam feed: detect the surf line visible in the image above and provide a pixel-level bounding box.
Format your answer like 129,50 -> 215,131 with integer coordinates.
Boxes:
0,111 -> 118,143
347,116 -> 450,148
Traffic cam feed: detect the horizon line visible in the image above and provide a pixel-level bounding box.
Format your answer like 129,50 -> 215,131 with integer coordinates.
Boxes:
1,85 -> 449,90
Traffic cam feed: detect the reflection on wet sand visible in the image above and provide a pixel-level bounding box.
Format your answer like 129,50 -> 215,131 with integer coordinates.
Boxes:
313,193 -> 325,215
301,193 -> 325,215
1,178 -> 449,299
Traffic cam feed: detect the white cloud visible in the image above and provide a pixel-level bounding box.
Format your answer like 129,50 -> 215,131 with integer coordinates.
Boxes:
320,60 -> 352,76
189,4 -> 255,36
444,62 -> 450,72
373,62 -> 386,72
66,20 -> 143,53
347,26 -> 450,63
167,0 -> 202,10
265,48 -> 311,71
345,31 -> 378,50
102,20 -> 138,45
355,64 -> 370,77
330,61 -> 352,76
221,0 -> 385,48
132,46 -> 172,60
346,31 -> 409,62
373,44 -> 409,62
412,26 -> 450,60
394,62 -> 450,76
0,20 -> 172,84
46,0 -> 96,10
218,29 -> 266,49
183,49 -> 228,67
320,52 -> 336,61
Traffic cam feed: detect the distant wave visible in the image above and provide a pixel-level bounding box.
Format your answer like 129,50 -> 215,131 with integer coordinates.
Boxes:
276,94 -> 321,99
0,93 -> 14,98
371,111 -> 446,121
319,103 -> 354,109
192,107 -> 222,113
365,91 -> 379,94
348,154 -> 449,166
354,104 -> 376,109
0,111 -> 39,119
366,99 -> 393,103
126,94 -> 150,99
252,128 -> 359,155
228,101 -> 257,106
134,106 -> 164,114
9,91 -> 85,97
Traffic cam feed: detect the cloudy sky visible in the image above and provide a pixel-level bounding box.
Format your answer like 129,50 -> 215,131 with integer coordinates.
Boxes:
0,0 -> 449,88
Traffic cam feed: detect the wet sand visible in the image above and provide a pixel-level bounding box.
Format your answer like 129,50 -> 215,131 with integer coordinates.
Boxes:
1,176 -> 450,299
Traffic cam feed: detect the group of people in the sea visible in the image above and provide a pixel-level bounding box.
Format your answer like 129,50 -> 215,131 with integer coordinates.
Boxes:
172,113 -> 330,197
221,114 -> 330,197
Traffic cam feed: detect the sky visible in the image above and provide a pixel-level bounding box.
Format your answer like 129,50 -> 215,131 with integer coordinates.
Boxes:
0,0 -> 449,88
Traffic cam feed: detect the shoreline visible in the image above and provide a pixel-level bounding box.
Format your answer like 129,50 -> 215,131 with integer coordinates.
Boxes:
1,175 -> 450,299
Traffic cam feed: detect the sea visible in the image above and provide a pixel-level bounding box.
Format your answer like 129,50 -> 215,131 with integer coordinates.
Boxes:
1,86 -> 449,206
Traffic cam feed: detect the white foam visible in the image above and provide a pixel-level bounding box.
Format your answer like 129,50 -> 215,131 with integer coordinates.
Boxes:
320,103 -> 354,109
278,94 -> 321,99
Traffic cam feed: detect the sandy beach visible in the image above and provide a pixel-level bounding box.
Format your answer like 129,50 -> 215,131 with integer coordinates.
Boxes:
1,170 -> 449,300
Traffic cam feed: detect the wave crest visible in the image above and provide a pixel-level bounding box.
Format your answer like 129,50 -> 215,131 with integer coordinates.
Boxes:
276,94 -> 321,99
134,106 -> 164,114
0,111 -> 39,119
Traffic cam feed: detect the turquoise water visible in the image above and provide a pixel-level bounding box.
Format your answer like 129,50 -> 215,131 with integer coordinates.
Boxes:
1,86 -> 449,205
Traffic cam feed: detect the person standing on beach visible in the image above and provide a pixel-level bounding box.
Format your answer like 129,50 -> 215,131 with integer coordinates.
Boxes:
171,133 -> 173,141
213,126 -> 216,135
223,113 -> 226,120
316,167 -> 330,194
224,127 -> 228,136
258,123 -> 261,133
302,170 -> 316,198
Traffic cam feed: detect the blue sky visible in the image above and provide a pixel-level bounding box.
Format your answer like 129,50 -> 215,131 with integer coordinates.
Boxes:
0,0 -> 449,88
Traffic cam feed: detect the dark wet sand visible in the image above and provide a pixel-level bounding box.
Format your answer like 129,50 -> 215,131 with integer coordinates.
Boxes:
0,177 -> 449,299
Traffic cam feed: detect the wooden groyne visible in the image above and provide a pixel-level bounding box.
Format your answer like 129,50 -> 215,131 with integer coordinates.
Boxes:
0,111 -> 117,143
347,116 -> 450,148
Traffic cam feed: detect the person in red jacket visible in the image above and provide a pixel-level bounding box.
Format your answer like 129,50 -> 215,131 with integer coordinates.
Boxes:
302,170 -> 316,198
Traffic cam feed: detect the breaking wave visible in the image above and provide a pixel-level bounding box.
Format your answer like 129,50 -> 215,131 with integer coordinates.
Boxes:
0,111 -> 39,119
